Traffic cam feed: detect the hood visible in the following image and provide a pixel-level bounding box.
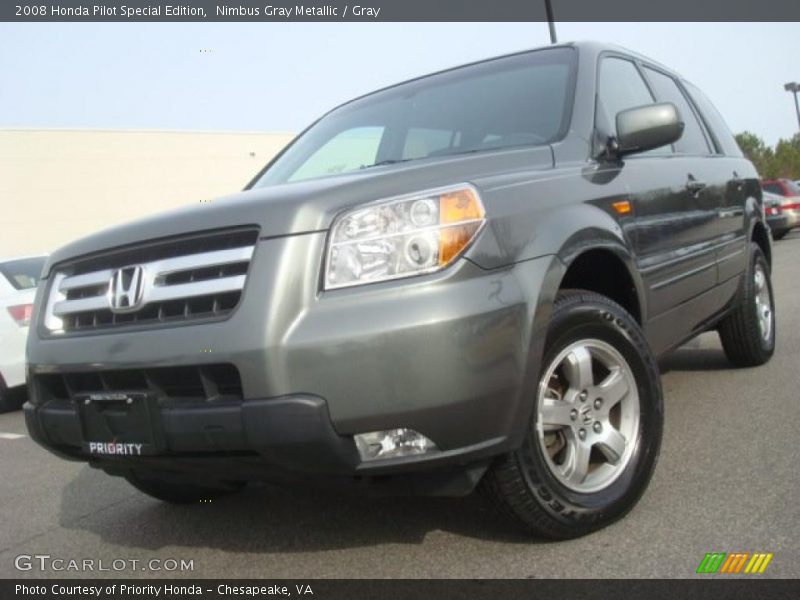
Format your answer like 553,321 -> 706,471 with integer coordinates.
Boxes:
44,145 -> 553,275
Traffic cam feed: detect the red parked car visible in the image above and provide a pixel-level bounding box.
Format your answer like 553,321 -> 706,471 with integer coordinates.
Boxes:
762,179 -> 800,239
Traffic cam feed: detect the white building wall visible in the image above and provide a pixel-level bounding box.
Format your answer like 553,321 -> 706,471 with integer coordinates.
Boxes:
0,129 -> 293,257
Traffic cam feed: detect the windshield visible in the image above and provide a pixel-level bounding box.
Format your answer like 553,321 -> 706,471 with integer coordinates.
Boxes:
784,180 -> 800,195
0,256 -> 46,290
253,47 -> 576,186
764,180 -> 800,196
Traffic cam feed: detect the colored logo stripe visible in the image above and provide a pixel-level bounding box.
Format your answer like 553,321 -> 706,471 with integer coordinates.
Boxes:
697,552 -> 773,574
697,553 -> 726,574
744,553 -> 773,574
719,553 -> 749,574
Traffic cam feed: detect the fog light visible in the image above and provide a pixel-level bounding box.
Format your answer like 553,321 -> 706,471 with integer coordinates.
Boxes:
354,428 -> 438,462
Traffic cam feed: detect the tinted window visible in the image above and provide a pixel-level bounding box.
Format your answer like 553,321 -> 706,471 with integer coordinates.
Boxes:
596,58 -> 655,132
762,183 -> 783,195
0,256 -> 45,290
643,67 -> 710,155
288,127 -> 384,182
682,81 -> 743,157
402,128 -> 460,160
596,57 -> 668,155
255,48 -> 576,185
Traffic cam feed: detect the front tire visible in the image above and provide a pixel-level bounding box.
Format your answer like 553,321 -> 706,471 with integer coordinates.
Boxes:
718,243 -> 775,367
482,290 -> 663,539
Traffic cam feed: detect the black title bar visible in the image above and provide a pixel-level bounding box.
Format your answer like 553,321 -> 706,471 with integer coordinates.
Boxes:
2,0 -> 800,22
5,579 -> 800,600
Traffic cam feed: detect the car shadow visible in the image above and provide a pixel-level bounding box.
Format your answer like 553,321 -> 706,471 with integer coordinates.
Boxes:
659,347 -> 735,374
59,465 -> 546,552
657,331 -> 737,375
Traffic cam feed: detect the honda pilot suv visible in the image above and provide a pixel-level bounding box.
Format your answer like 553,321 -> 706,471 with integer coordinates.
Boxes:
25,42 -> 775,539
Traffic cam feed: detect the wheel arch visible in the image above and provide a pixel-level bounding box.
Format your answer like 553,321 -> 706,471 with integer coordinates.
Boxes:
557,245 -> 644,325
745,191 -> 772,269
501,201 -> 648,325
751,220 -> 771,269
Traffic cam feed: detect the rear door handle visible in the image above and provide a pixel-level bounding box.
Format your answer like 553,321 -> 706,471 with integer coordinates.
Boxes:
685,175 -> 707,195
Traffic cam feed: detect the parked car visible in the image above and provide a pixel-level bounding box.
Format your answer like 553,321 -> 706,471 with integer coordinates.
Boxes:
761,178 -> 800,234
0,255 -> 46,412
24,42 -> 774,539
764,190 -> 792,240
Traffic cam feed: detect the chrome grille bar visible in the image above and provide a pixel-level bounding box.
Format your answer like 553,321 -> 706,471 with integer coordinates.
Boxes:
53,295 -> 109,316
44,241 -> 255,334
59,269 -> 114,291
148,247 -> 254,283
146,275 -> 247,303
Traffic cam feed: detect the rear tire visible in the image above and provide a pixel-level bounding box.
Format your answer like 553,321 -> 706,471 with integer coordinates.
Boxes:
718,243 -> 775,367
772,229 -> 788,241
125,471 -> 245,504
482,290 -> 663,539
0,385 -> 26,413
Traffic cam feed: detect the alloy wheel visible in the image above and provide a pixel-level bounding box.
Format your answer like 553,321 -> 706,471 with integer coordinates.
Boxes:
536,339 -> 640,493
754,264 -> 773,343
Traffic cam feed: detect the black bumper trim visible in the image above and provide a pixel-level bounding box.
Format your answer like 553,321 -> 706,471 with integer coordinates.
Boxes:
25,395 -> 360,474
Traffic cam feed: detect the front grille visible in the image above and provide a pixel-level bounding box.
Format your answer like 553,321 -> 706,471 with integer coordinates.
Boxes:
35,364 -> 243,403
42,228 -> 258,334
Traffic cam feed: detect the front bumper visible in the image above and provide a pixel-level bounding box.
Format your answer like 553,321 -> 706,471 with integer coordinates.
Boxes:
26,232 -> 556,484
0,324 -> 28,389
24,393 -> 496,494
25,395 -> 358,473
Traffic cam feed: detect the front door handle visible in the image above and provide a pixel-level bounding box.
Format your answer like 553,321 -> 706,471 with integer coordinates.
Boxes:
685,175 -> 707,195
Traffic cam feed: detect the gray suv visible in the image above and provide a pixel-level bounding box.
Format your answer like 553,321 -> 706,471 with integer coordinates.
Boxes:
25,42 -> 775,539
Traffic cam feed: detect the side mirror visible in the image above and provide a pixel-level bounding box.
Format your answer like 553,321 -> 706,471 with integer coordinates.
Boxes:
614,102 -> 684,156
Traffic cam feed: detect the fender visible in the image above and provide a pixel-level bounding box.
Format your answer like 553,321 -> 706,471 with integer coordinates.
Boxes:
745,191 -> 772,264
498,212 -> 649,450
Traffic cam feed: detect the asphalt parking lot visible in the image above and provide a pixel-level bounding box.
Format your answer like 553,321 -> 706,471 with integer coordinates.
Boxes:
1,232 -> 799,579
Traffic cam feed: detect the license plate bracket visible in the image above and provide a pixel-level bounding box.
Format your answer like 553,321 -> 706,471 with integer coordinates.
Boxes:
75,391 -> 163,456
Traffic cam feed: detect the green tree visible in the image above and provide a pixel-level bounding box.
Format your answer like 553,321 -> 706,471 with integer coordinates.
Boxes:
735,131 -> 800,180
735,131 -> 771,176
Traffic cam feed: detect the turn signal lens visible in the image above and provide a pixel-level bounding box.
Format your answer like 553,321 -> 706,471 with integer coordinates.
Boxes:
439,222 -> 482,266
440,189 -> 484,223
325,184 -> 485,289
612,200 -> 632,215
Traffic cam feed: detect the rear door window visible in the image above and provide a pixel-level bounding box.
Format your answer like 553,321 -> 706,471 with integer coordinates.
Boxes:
682,81 -> 743,157
643,67 -> 711,156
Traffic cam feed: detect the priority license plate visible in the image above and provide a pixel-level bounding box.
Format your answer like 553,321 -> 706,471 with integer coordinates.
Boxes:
75,391 -> 162,456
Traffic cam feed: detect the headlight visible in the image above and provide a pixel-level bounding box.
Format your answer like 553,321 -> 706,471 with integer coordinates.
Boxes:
324,184 -> 485,290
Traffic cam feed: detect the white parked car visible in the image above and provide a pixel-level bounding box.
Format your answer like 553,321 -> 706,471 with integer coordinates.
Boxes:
0,255 -> 46,412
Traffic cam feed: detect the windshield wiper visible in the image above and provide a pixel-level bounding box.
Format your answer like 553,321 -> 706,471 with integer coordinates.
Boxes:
360,158 -> 414,170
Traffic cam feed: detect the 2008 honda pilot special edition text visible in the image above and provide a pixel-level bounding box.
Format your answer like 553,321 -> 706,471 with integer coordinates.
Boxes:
25,42 -> 775,539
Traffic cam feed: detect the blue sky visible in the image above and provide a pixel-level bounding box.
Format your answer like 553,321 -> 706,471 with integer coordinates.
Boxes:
1,22 -> 798,145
